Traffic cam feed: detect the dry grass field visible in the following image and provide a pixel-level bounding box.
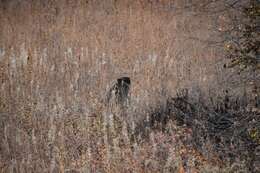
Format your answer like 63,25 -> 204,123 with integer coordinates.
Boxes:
0,0 -> 259,172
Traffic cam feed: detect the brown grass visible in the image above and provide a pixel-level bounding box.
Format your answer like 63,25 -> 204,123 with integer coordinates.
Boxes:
0,0 -> 257,172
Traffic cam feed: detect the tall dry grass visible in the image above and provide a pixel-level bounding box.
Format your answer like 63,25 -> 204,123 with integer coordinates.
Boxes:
0,0 -> 258,172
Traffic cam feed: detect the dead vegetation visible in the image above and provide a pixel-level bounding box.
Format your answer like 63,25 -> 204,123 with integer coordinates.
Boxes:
0,0 -> 259,172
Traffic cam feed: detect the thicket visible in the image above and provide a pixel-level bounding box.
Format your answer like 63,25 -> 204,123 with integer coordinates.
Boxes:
140,89 -> 260,172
